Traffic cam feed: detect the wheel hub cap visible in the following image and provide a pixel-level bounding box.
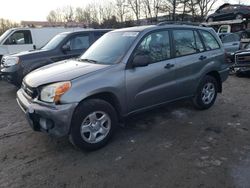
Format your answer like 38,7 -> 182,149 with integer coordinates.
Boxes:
80,111 -> 111,144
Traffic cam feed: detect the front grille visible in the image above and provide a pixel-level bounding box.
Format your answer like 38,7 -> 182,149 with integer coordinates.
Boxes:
236,54 -> 250,65
22,82 -> 38,99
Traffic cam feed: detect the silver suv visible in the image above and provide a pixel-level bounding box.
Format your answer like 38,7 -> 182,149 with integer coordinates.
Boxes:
16,25 -> 229,150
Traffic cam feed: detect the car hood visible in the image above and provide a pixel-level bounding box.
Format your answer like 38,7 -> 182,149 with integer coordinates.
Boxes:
24,59 -> 110,88
9,49 -> 50,58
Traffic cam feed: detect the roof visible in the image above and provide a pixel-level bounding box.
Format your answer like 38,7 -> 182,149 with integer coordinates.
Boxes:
58,29 -> 112,36
111,24 -> 212,33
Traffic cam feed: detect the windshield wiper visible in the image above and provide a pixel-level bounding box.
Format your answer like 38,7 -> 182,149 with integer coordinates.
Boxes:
78,58 -> 97,64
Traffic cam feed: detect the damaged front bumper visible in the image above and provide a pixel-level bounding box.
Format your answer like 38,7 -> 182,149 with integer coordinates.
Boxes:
16,89 -> 78,137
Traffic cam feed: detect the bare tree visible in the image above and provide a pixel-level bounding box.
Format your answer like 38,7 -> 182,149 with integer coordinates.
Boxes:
0,18 -> 19,35
127,0 -> 141,21
197,0 -> 217,21
62,6 -> 75,22
115,0 -> 129,22
47,8 -> 64,22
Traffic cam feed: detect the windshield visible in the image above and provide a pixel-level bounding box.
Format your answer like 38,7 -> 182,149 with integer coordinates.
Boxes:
80,31 -> 139,64
41,34 -> 67,50
0,29 -> 12,44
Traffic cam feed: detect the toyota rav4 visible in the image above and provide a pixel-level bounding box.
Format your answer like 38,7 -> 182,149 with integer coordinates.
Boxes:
16,24 -> 229,150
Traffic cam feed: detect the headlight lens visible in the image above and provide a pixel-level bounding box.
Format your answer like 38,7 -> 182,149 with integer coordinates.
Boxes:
40,81 -> 71,103
3,56 -> 19,67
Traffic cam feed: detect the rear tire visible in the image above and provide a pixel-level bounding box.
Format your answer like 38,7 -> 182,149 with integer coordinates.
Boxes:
193,75 -> 218,110
69,99 -> 118,151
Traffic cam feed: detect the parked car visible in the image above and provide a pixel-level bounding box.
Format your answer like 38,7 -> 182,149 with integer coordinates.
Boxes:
206,3 -> 250,22
234,42 -> 250,76
16,25 -> 229,150
0,29 -> 111,86
0,27 -> 84,61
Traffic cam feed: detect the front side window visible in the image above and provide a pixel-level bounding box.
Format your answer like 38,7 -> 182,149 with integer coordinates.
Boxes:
4,30 -> 32,45
173,30 -> 202,57
134,30 -> 170,63
200,30 -> 220,50
66,35 -> 90,50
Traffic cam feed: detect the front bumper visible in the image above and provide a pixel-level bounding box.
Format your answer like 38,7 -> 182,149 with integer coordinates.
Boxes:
16,89 -> 78,137
0,64 -> 19,85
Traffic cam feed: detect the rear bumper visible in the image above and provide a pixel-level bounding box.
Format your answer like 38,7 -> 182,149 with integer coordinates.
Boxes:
16,89 -> 78,137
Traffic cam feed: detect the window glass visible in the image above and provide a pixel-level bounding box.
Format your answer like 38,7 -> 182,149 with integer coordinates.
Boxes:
41,34 -> 67,50
200,30 -> 220,50
134,30 -> 170,63
221,33 -> 240,43
4,30 -> 32,45
173,30 -> 199,57
66,35 -> 90,50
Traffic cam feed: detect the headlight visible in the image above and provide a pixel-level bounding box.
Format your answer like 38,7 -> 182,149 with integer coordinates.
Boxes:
3,56 -> 19,67
40,81 -> 71,103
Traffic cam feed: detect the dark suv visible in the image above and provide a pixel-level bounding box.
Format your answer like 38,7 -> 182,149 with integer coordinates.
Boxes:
0,29 -> 111,86
207,3 -> 250,22
16,24 -> 229,150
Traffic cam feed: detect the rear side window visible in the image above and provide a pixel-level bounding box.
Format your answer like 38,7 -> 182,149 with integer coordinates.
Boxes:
94,32 -> 106,40
173,30 -> 203,57
4,30 -> 32,45
134,30 -> 170,63
200,30 -> 220,50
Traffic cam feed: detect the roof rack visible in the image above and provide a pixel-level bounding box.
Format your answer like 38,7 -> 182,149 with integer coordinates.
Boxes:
157,21 -> 206,27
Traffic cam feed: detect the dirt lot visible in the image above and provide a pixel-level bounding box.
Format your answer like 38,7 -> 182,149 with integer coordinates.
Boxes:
0,76 -> 250,188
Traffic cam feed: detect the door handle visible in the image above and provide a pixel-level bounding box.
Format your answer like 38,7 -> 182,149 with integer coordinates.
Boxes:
232,43 -> 238,46
199,55 -> 207,60
164,63 -> 174,69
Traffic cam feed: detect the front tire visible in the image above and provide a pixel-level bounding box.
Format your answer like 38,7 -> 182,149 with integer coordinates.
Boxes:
193,75 -> 218,110
70,99 -> 118,151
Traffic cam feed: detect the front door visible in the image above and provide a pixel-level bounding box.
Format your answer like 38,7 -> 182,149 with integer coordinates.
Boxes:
125,30 -> 177,112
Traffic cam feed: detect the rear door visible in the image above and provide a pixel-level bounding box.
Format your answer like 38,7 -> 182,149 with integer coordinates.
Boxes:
172,29 -> 207,98
3,30 -> 34,54
126,30 -> 178,112
51,33 -> 90,62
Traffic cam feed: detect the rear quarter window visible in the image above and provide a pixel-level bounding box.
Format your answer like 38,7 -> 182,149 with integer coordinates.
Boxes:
200,30 -> 220,50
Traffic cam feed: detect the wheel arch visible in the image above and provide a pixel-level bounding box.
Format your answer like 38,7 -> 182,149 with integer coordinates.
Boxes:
77,92 -> 123,121
206,71 -> 222,93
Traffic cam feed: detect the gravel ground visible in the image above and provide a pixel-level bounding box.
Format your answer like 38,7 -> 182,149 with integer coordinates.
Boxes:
0,75 -> 250,188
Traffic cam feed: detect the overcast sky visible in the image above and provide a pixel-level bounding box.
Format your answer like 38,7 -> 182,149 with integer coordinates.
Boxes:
0,0 -> 250,22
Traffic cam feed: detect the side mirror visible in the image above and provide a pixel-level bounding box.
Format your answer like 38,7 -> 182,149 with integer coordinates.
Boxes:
132,54 -> 151,67
62,44 -> 70,53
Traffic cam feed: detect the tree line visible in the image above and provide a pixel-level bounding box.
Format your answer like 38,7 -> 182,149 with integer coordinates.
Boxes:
0,19 -> 19,35
47,0 -> 217,28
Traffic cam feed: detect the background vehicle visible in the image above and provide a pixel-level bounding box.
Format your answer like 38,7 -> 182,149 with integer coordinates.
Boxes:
220,33 -> 241,53
233,42 -> 250,76
0,27 -> 83,61
0,29 -> 111,86
206,3 -> 250,22
16,25 -> 229,151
